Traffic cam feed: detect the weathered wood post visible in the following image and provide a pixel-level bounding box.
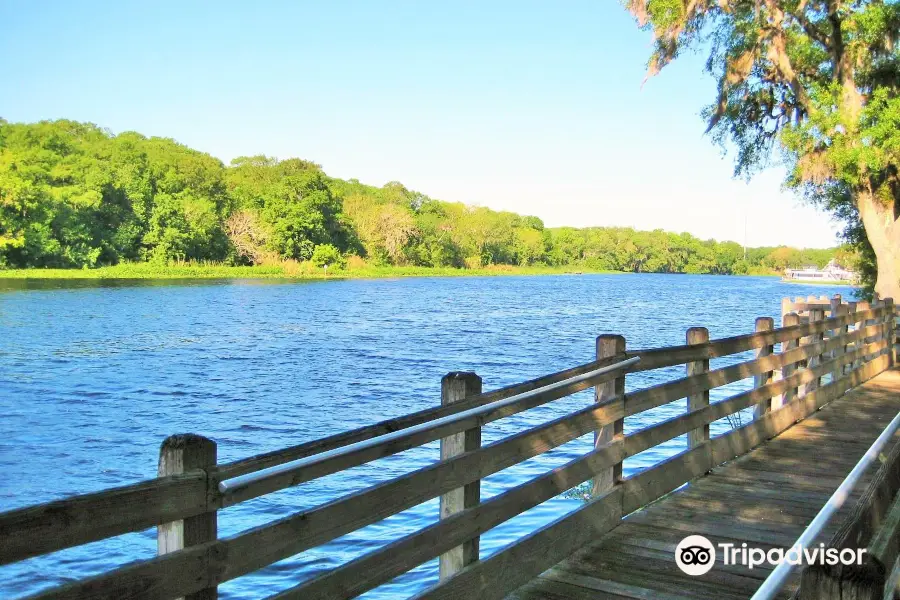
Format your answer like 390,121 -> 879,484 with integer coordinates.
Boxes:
439,371 -> 482,580
158,434 -> 218,600
794,296 -> 811,383
828,294 -> 841,330
832,304 -> 850,384
753,317 -> 775,420
781,297 -> 794,322
593,335 -> 626,497
779,313 -> 801,409
884,298 -> 895,367
890,298 -> 900,366
877,297 -> 889,364
866,292 -> 884,361
847,301 -> 858,374
807,299 -> 826,393
867,298 -> 881,363
829,295 -> 843,384
856,300 -> 871,369
686,327 -> 709,449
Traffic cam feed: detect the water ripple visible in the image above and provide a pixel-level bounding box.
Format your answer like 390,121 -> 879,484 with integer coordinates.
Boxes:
0,274 -> 850,598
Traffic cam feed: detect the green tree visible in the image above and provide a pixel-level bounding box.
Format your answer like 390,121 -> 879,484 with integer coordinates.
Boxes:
226,156 -> 356,261
626,0 -> 900,297
0,120 -> 158,267
514,227 -> 547,265
139,136 -> 230,263
311,243 -> 345,268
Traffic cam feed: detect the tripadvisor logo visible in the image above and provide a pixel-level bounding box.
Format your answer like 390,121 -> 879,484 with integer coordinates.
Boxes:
675,534 -> 867,576
675,535 -> 716,576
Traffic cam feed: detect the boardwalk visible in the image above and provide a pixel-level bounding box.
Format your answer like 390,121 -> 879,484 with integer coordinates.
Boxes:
512,368 -> 900,600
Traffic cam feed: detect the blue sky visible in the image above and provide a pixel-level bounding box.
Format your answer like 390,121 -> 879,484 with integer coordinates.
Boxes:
0,0 -> 840,248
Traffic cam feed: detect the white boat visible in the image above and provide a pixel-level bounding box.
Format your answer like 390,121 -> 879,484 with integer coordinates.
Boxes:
782,259 -> 858,284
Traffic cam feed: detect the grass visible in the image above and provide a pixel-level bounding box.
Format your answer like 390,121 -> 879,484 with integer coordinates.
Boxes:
0,262 -> 624,281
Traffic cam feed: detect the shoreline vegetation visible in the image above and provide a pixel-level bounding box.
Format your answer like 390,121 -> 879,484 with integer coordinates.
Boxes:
0,262 -> 793,281
0,263 -> 623,280
1,119 -> 856,281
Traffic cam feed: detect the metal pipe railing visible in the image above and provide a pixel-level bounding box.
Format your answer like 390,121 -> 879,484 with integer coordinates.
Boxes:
750,409 -> 900,600
218,355 -> 641,495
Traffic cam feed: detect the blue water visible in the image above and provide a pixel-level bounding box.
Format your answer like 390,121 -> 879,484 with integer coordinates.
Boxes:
0,274 -> 851,598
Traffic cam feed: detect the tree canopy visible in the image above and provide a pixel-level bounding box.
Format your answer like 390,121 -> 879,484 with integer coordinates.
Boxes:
625,0 -> 899,298
0,119 -> 846,275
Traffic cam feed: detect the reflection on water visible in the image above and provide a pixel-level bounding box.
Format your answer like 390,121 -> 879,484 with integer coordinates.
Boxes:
0,274 -> 851,598
0,277 -> 328,292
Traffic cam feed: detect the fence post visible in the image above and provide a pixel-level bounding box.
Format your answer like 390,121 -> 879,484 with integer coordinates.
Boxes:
793,296 -> 811,383
686,327 -> 709,449
885,298 -> 895,367
869,298 -> 882,363
828,294 -> 841,318
847,301 -> 859,374
779,313 -> 801,409
857,301 -> 871,369
871,296 -> 889,364
807,294 -> 819,314
593,334 -> 626,497
807,301 -> 826,393
158,434 -> 218,600
828,294 -> 841,350
832,304 -> 850,384
781,297 -> 794,321
753,317 -> 775,420
829,295 -> 842,384
439,371 -> 482,580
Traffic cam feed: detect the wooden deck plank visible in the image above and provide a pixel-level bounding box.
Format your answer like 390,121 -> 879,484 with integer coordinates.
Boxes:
708,467 -> 845,488
556,554 -> 756,600
510,368 -> 900,600
637,500 -> 819,527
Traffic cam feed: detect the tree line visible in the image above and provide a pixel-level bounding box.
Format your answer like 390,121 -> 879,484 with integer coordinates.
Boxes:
0,119 -> 849,275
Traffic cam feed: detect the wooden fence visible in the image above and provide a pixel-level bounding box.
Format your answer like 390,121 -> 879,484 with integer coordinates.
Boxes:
0,295 -> 896,600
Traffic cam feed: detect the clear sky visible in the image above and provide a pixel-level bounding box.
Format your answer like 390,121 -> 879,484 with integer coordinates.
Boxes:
0,0 -> 841,248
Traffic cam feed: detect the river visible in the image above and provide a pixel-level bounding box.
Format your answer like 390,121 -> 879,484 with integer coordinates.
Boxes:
0,274 -> 850,598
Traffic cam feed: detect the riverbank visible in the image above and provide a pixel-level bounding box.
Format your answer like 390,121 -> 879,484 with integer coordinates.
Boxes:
0,263 -> 626,280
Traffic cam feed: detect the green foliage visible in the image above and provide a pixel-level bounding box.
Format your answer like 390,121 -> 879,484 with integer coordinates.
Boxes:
0,118 -> 845,276
310,243 -> 344,269
226,156 -> 356,261
0,120 -> 230,267
625,0 -> 899,295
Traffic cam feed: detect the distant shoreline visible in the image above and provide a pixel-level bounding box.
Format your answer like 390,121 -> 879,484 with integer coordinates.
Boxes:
0,264 -> 798,281
0,264 -> 628,281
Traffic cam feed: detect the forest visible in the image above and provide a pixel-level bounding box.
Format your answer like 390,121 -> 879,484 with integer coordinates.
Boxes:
0,119 -> 849,275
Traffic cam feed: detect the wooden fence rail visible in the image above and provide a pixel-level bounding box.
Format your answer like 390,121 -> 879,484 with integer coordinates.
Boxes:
0,295 -> 895,600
